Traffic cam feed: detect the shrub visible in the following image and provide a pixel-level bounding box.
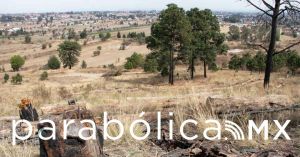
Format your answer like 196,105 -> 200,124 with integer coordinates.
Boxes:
229,55 -> 242,72
42,43 -> 47,49
208,62 -> 219,72
3,73 -> 9,83
80,29 -> 88,39
93,51 -> 101,56
48,43 -> 52,48
252,52 -> 266,72
25,35 -> 31,44
11,73 -> 22,85
97,46 -> 102,51
273,53 -> 288,71
10,55 -> 25,71
40,71 -> 48,81
117,31 -> 121,38
81,60 -> 87,69
144,58 -> 158,72
287,52 -> 300,75
47,56 -> 61,69
124,52 -> 144,70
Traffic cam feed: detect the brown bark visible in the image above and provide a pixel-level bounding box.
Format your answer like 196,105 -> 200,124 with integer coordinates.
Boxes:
39,105 -> 104,157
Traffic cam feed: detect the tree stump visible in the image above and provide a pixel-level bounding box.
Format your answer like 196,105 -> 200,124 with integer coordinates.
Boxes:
38,105 -> 104,157
19,98 -> 39,121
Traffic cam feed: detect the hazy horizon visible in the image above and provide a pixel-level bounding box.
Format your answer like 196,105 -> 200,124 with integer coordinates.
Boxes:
0,0 -> 258,14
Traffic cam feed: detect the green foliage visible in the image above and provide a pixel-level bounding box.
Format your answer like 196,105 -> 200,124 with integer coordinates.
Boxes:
122,34 -> 126,38
117,31 -> 121,38
93,51 -> 101,56
272,53 -> 288,71
40,71 -> 48,81
240,53 -> 252,70
10,55 -> 25,71
144,58 -> 159,73
186,8 -> 225,78
124,52 -> 144,70
68,29 -> 77,40
47,55 -> 61,70
25,35 -> 31,44
97,46 -> 102,51
223,14 -> 241,23
229,55 -> 242,72
208,62 -> 219,72
11,73 -> 22,85
286,52 -> 300,75
58,41 -> 81,69
252,52 -> 266,72
80,29 -> 88,39
99,32 -> 105,39
3,73 -> 9,83
228,25 -> 240,41
146,4 -> 192,80
81,60 -> 87,69
241,26 -> 251,43
100,32 -> 111,41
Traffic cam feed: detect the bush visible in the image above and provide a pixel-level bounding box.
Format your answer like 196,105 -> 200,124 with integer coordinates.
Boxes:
229,55 -> 242,72
124,52 -> 144,70
80,29 -> 88,39
11,73 -> 22,85
144,58 -> 158,72
42,43 -> 47,49
10,55 -> 25,71
208,62 -> 219,72
287,52 -> 300,75
3,73 -> 9,83
81,60 -> 87,69
97,46 -> 102,51
252,52 -> 266,72
40,71 -> 48,81
117,31 -> 121,38
25,35 -> 31,44
93,51 -> 101,56
48,43 -> 52,48
47,56 -> 61,69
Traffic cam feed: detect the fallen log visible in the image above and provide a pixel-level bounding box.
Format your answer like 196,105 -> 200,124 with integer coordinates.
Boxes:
206,95 -> 293,115
39,105 -> 104,157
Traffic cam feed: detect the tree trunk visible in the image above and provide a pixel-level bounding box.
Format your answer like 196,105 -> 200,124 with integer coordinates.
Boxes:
190,56 -> 195,80
169,50 -> 174,85
203,60 -> 207,78
264,0 -> 280,88
69,65 -> 72,69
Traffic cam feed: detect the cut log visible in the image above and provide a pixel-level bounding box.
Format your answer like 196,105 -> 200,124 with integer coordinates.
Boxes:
206,95 -> 293,115
40,104 -> 86,115
38,105 -> 104,157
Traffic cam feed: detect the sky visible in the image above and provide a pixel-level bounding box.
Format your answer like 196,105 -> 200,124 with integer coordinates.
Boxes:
0,0 -> 258,14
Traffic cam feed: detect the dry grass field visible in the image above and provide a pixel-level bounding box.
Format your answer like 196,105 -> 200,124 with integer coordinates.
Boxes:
0,24 -> 299,156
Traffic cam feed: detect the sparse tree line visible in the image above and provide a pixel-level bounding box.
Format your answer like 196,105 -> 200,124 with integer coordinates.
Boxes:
137,4 -> 228,85
122,3 -> 300,87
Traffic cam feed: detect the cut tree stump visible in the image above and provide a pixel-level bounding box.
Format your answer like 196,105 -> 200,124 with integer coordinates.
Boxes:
19,104 -> 39,121
39,105 -> 104,157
